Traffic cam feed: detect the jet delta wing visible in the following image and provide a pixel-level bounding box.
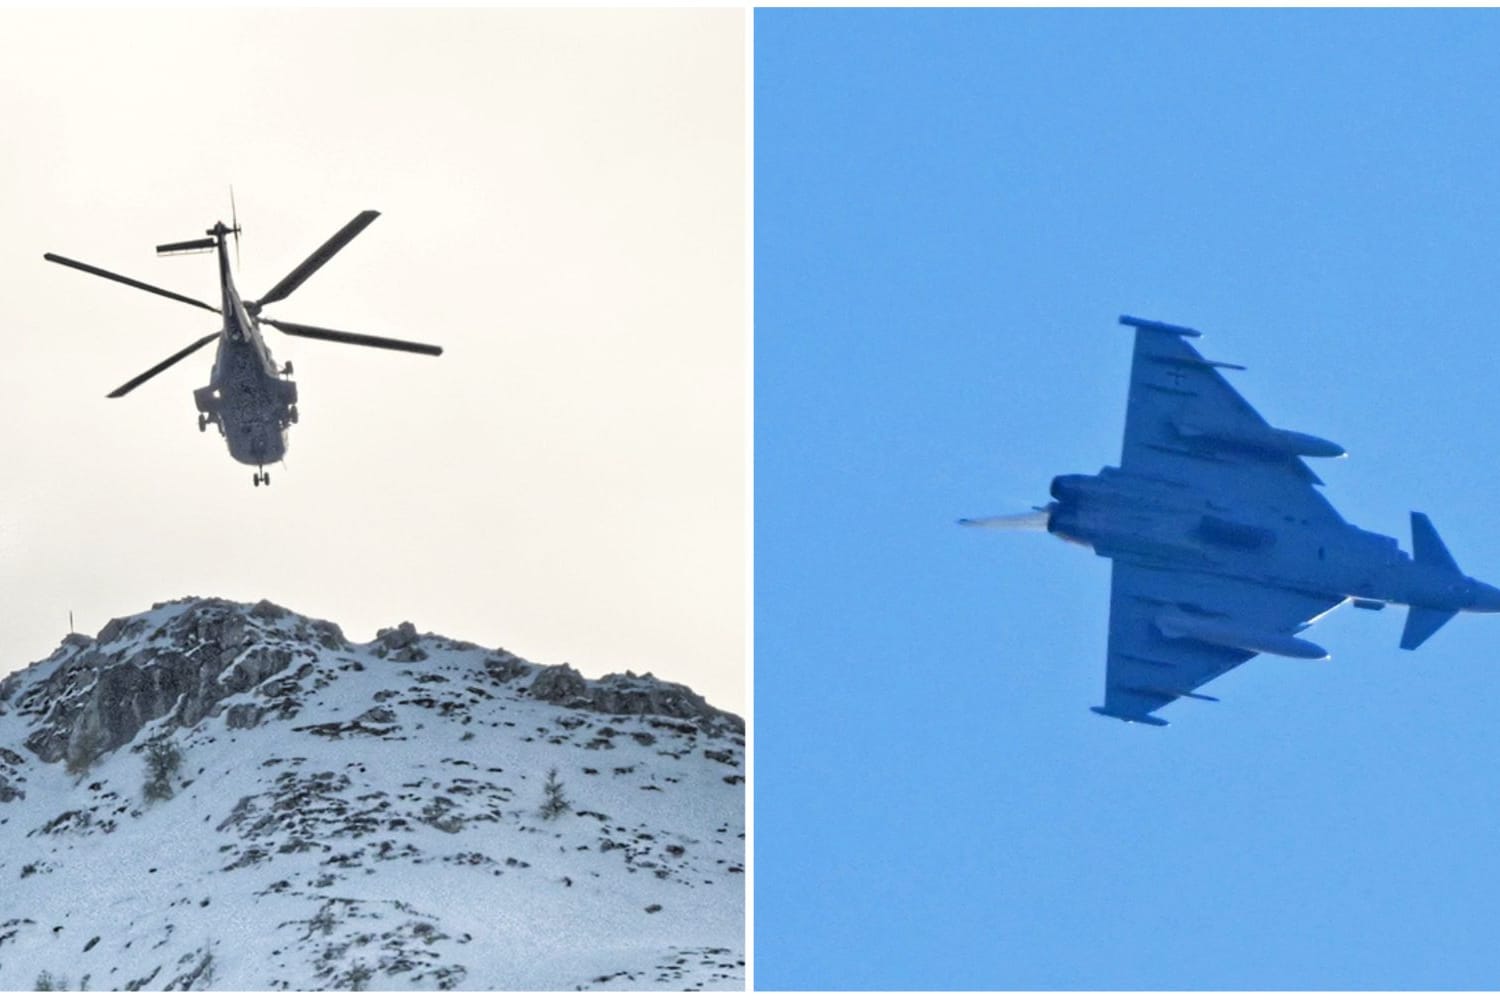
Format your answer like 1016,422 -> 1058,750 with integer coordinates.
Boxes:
1097,561 -> 1345,725
1117,316 -> 1346,528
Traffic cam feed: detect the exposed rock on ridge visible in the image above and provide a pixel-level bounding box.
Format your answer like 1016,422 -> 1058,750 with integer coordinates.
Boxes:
4,597 -> 741,773
12,598 -> 341,768
527,665 -> 742,736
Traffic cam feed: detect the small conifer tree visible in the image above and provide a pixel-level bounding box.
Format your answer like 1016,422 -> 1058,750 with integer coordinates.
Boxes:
347,963 -> 373,991
34,971 -> 68,991
142,737 -> 183,802
539,767 -> 571,820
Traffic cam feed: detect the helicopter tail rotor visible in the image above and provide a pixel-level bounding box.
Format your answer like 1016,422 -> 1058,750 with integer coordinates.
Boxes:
229,186 -> 241,271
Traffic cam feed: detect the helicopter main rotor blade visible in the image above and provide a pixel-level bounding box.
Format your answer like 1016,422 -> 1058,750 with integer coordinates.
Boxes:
255,210 -> 380,309
106,332 -> 220,398
43,253 -> 221,315
261,317 -> 442,356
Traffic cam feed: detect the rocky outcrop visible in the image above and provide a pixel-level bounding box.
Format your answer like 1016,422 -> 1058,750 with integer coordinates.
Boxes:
528,664 -> 588,703
0,596 -> 744,991
5,597 -> 742,769
485,653 -> 532,684
0,746 -> 24,802
528,667 -> 744,736
372,621 -> 427,662
17,599 -> 348,768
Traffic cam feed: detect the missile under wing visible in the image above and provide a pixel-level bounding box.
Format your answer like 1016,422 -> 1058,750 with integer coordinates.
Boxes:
1098,563 -> 1345,725
1116,316 -> 1345,526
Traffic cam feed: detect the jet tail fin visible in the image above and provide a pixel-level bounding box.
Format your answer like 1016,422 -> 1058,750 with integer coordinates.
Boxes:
1400,605 -> 1458,650
1411,512 -> 1460,572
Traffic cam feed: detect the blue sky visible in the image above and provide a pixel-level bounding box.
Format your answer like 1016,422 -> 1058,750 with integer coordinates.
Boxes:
755,9 -> 1500,989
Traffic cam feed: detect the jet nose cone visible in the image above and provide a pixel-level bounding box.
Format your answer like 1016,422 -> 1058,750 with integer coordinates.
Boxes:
1471,581 -> 1500,613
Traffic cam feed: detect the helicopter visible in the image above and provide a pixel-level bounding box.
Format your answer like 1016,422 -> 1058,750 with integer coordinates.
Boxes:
44,209 -> 442,486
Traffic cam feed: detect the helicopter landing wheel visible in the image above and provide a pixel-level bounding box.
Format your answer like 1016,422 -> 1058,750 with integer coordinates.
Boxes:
282,361 -> 294,376
288,405 -> 299,425
197,413 -> 209,433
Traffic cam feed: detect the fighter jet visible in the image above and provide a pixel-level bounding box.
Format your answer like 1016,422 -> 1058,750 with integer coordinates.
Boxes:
963,315 -> 1500,727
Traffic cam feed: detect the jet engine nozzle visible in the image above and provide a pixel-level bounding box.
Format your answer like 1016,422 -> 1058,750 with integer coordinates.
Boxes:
1050,474 -> 1092,503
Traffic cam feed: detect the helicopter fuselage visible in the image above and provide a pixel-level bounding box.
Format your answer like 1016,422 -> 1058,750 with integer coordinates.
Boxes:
192,233 -> 297,470
46,207 -> 440,487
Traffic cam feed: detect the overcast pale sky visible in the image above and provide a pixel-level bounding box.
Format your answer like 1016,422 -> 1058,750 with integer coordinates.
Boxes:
0,9 -> 745,714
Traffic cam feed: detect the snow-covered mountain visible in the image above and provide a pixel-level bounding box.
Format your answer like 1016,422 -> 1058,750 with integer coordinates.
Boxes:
0,598 -> 744,990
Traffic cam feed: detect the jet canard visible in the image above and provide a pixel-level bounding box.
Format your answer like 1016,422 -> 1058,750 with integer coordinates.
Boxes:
964,315 -> 1500,727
